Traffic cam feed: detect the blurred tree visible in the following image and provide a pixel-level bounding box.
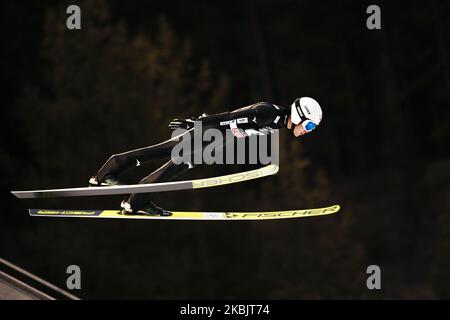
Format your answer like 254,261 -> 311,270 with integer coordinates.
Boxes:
7,1 -> 230,298
15,0 -> 228,190
3,0 -> 449,299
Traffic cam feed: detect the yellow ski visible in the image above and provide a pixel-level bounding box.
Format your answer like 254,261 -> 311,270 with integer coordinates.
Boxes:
28,205 -> 340,220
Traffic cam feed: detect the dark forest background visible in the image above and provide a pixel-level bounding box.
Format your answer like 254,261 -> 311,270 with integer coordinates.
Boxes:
1,0 -> 449,299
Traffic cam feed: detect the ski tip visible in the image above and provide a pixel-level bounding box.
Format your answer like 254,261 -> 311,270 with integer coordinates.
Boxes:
313,204 -> 340,215
328,204 -> 341,213
270,164 -> 279,174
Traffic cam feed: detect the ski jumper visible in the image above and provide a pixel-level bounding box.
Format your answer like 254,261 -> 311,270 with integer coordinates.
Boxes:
94,102 -> 289,211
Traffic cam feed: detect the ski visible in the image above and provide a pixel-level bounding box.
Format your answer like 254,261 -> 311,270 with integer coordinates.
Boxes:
11,164 -> 278,199
28,205 -> 340,220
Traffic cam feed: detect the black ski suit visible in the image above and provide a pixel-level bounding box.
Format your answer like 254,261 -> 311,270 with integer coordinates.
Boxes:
94,102 -> 290,211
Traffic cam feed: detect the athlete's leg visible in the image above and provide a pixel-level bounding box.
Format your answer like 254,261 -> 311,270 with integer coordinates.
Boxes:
125,133 -> 234,213
126,159 -> 197,212
94,129 -> 193,183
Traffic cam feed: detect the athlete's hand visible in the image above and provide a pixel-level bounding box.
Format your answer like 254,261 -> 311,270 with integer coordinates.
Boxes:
168,118 -> 196,131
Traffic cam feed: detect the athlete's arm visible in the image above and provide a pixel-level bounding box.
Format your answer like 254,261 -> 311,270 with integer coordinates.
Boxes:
168,102 -> 285,131
200,102 -> 283,128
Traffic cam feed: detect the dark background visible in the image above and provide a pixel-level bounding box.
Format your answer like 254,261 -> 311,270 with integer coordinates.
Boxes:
1,0 -> 449,299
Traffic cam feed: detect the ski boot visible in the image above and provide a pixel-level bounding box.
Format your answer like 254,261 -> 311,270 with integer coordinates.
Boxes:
120,200 -> 172,217
89,175 -> 121,187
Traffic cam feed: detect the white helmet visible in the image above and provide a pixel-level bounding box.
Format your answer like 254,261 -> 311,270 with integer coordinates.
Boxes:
290,97 -> 322,132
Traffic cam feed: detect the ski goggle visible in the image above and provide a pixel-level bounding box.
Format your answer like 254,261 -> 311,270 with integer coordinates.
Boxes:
301,120 -> 318,132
